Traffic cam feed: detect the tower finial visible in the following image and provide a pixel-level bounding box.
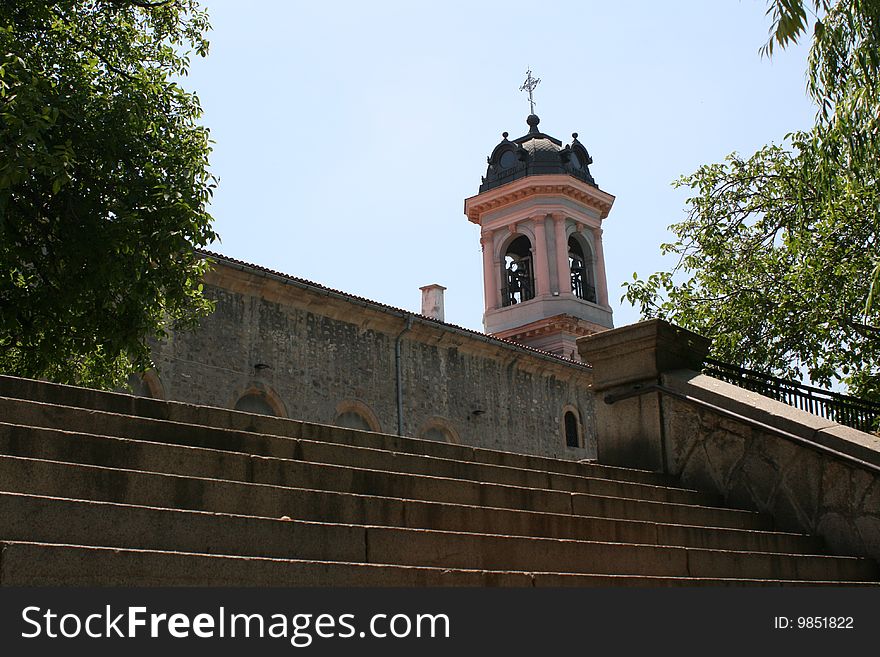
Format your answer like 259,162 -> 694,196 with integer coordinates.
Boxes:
519,68 -> 541,115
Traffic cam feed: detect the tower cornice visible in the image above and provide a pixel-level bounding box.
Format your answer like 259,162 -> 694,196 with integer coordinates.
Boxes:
464,174 -> 616,225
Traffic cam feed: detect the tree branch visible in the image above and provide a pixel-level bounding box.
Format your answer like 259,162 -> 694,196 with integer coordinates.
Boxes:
109,0 -> 179,8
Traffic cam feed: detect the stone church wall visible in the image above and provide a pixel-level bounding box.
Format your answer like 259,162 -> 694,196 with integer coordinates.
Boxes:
147,256 -> 597,460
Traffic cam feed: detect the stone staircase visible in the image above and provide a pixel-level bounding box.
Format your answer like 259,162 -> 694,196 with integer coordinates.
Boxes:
0,375 -> 877,586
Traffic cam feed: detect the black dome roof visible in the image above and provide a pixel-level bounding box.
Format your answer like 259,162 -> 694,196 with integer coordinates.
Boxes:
479,115 -> 596,193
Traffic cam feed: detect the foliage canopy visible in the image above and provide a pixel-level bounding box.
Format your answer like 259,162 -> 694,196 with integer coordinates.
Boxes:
0,0 -> 217,388
624,0 -> 880,399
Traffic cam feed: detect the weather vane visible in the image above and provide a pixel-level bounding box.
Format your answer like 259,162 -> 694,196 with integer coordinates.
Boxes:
520,68 -> 541,114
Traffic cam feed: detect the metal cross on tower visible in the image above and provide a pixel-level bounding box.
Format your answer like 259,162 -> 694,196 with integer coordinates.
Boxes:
519,68 -> 541,115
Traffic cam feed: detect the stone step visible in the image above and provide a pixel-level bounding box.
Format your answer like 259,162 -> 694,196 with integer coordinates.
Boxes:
0,382 -> 673,486
0,454 -> 777,533
0,488 -> 819,555
6,542 -> 872,587
0,394 -> 678,490
3,376 -> 873,587
0,428 -> 773,525
0,495 -> 874,581
0,420 -> 718,507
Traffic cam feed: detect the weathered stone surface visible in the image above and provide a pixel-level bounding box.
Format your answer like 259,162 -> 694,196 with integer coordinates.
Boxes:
855,515 -> 880,558
852,469 -> 874,510
678,442 -> 718,495
593,390 -> 667,471
0,542 -> 535,587
814,424 -> 880,468
702,424 -> 747,489
663,371 -> 838,440
657,379 -> 880,560
740,449 -> 781,509
147,261 -> 598,460
862,481 -> 880,519
663,403 -> 703,475
577,319 -> 710,390
816,512 -> 860,556
575,320 -> 880,564
780,450 -> 823,528
756,433 -> 800,474
821,459 -> 856,513
3,380 -> 877,585
769,487 -> 806,535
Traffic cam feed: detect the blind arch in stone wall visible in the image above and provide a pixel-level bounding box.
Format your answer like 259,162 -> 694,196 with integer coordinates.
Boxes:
233,384 -> 287,417
417,416 -> 460,444
334,399 -> 382,433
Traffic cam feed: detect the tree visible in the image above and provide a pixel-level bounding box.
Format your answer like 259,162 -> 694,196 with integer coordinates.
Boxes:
0,0 -> 217,388
624,0 -> 880,399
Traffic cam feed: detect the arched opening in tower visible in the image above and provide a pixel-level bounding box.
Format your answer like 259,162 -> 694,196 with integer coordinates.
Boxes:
569,236 -> 597,303
502,235 -> 535,306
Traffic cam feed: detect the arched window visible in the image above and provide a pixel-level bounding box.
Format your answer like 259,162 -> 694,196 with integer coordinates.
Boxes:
564,410 -> 581,448
569,236 -> 597,303
234,393 -> 278,416
502,235 -> 535,306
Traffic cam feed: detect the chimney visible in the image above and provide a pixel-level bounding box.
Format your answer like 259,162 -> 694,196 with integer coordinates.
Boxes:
420,284 -> 446,322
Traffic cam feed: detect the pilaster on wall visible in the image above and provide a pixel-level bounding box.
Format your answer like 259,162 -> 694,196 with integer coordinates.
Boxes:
576,319 -> 710,471
480,233 -> 498,311
552,214 -> 571,298
531,216 -> 550,296
590,227 -> 609,307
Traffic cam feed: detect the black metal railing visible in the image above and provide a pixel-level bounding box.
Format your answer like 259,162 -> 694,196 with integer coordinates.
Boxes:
570,268 -> 597,303
702,358 -> 880,433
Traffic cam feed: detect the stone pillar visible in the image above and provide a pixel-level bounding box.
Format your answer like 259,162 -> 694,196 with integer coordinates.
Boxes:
481,232 -> 497,311
532,216 -> 550,296
577,319 -> 710,472
591,227 -> 610,308
553,214 -> 570,296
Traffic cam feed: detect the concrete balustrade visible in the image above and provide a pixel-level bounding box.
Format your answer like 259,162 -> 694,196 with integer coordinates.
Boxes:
578,318 -> 880,563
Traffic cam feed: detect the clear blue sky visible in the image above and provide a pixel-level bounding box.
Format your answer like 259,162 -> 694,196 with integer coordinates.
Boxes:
185,0 -> 815,331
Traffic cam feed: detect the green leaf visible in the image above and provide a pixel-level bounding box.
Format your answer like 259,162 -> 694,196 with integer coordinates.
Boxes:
0,0 -> 217,389
628,0 -> 880,400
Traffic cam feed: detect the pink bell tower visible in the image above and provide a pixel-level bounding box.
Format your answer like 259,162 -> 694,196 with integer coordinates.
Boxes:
464,105 -> 615,360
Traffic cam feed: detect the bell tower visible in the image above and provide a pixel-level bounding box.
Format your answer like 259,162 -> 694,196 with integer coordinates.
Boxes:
464,107 -> 615,359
